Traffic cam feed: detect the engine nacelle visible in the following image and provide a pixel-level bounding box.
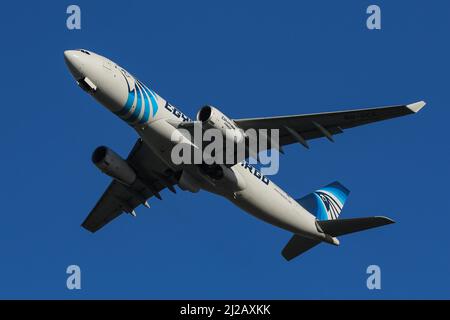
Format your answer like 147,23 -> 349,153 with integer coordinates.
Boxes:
92,146 -> 136,185
197,105 -> 245,145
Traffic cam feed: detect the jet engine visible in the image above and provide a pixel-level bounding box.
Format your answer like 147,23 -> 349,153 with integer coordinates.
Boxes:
92,146 -> 136,185
197,105 -> 245,144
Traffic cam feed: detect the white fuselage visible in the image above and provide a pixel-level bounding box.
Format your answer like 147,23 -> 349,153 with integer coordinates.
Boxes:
64,49 -> 327,241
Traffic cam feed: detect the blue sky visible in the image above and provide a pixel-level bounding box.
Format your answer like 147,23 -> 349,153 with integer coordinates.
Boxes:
0,0 -> 448,299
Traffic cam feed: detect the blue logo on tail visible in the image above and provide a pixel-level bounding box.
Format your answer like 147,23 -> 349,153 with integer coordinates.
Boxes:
296,181 -> 350,221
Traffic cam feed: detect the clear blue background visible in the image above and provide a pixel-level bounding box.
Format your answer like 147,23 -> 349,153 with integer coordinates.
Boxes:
0,0 -> 448,299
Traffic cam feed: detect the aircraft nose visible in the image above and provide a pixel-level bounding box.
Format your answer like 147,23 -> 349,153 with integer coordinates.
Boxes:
64,50 -> 84,79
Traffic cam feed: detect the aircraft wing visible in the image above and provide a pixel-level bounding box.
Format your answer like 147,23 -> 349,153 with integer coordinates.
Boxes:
234,101 -> 426,150
82,139 -> 176,233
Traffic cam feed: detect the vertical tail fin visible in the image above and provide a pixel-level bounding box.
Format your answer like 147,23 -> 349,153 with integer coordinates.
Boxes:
296,181 -> 350,220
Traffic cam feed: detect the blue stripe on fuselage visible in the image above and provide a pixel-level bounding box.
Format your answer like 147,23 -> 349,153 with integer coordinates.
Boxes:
116,88 -> 136,117
126,83 -> 144,123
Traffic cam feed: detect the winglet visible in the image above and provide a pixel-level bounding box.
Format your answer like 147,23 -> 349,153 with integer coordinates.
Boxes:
407,101 -> 426,113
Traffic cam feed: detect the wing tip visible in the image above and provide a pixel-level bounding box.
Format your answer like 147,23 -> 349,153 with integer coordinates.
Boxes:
407,101 -> 426,113
81,222 -> 97,233
375,216 -> 396,225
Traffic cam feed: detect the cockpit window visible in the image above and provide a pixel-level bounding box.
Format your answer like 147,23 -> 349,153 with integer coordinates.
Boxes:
79,49 -> 91,55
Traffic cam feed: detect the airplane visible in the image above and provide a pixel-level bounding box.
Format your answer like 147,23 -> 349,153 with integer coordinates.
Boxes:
64,49 -> 425,261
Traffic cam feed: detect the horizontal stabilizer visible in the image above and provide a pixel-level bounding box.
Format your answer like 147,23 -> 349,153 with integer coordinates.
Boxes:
317,216 -> 395,237
281,234 -> 321,261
